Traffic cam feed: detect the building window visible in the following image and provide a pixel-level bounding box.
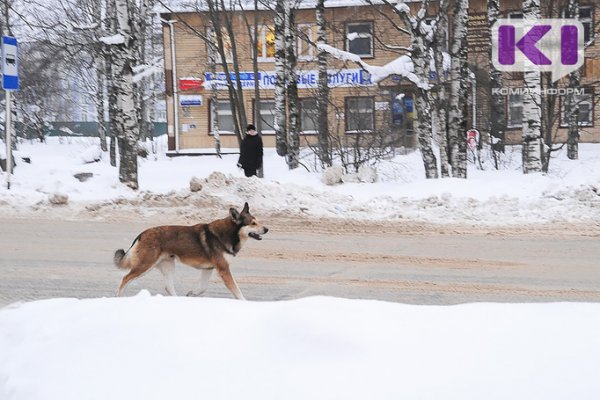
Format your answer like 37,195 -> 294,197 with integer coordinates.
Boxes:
507,93 -> 523,128
346,22 -> 373,58
256,26 -> 276,60
580,6 -> 593,44
300,98 -> 318,132
255,99 -> 276,133
297,24 -> 317,60
508,11 -> 523,19
211,100 -> 235,133
345,97 -> 374,132
208,27 -> 232,63
561,91 -> 594,127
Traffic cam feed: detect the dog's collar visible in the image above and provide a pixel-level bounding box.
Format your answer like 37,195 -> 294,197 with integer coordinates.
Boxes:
205,225 -> 238,256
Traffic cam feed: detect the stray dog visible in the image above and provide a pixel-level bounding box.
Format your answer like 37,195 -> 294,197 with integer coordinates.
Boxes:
113,202 -> 268,300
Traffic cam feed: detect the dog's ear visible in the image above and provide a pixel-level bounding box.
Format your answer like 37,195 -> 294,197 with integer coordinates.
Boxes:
229,207 -> 241,223
242,202 -> 249,214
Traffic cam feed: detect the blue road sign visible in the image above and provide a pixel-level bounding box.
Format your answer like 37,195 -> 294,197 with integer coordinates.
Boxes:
2,36 -> 19,90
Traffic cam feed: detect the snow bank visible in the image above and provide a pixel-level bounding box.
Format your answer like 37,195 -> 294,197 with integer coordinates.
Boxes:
0,294 -> 599,400
1,137 -> 599,225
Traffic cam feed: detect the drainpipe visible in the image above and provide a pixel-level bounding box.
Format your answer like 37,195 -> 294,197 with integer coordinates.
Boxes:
471,69 -> 477,128
162,18 -> 180,153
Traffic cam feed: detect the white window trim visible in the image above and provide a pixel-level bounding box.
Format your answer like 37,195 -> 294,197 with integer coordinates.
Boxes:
207,27 -> 233,64
346,22 -> 373,58
297,23 -> 316,61
211,100 -> 236,135
256,25 -> 275,63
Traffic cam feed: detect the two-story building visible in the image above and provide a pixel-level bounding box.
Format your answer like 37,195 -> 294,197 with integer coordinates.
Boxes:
159,0 -> 599,152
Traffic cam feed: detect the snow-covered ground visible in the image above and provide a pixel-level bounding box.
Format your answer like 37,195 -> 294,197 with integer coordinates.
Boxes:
2,139 -> 599,399
1,136 -> 599,224
1,293 -> 599,400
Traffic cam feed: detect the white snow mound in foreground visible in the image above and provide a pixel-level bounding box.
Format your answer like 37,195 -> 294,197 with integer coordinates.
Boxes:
1,293 -> 599,400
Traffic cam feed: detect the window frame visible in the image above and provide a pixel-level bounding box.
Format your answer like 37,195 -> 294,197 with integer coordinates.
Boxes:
506,93 -> 524,129
297,23 -> 317,61
345,21 -> 374,58
208,98 -> 237,136
560,90 -> 594,128
345,96 -> 375,133
579,5 -> 594,45
252,98 -> 277,135
299,98 -> 319,134
207,27 -> 233,64
255,25 -> 276,62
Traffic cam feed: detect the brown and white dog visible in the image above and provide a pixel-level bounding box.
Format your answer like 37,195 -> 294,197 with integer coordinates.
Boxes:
113,202 -> 268,300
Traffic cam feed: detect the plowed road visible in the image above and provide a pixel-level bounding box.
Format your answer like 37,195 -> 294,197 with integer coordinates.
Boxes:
1,217 -> 599,307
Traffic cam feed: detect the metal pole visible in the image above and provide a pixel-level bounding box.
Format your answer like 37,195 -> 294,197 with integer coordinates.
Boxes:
5,89 -> 12,189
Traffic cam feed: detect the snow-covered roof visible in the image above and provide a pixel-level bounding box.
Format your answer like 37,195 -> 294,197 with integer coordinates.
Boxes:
156,0 -> 420,14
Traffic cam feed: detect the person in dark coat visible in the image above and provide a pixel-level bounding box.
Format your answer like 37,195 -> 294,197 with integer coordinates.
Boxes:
237,124 -> 263,177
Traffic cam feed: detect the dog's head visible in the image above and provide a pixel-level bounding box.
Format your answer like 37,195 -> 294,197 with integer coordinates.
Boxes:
230,202 -> 269,241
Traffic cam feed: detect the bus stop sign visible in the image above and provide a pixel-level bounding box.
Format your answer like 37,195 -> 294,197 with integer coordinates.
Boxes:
2,36 -> 19,90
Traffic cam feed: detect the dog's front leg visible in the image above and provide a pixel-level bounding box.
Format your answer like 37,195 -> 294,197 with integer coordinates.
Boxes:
216,260 -> 246,300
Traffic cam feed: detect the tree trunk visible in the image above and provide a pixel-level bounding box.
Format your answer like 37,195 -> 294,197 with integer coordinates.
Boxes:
521,0 -> 543,174
206,0 -> 244,145
567,0 -> 580,160
488,0 -> 505,156
95,56 -> 108,152
412,34 -> 438,179
112,0 -> 139,189
253,0 -> 263,176
316,0 -> 331,167
274,0 -> 288,157
285,0 -> 299,169
92,2 -> 108,152
219,0 -> 247,140
106,0 -> 117,167
433,4 -> 450,177
209,40 -> 221,156
448,0 -> 469,178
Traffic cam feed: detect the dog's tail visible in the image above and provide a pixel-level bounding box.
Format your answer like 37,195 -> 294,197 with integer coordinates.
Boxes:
114,233 -> 141,270
113,249 -> 130,269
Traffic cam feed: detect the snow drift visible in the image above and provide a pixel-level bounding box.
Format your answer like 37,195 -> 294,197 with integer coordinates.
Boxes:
0,293 -> 599,400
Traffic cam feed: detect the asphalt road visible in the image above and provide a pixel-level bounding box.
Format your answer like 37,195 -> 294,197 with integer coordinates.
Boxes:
1,217 -> 599,307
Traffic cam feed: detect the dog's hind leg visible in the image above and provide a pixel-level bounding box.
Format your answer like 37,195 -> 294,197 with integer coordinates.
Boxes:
157,258 -> 177,296
117,268 -> 146,297
187,268 -> 213,297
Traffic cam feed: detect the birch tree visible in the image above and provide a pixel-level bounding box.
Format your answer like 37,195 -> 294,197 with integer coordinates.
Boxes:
316,0 -> 332,167
396,2 -> 438,179
284,0 -> 299,169
109,0 -> 140,189
521,0 -> 543,174
432,6 -> 449,177
274,0 -> 288,157
447,0 -> 469,178
566,0 -> 580,160
488,0 -> 505,163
